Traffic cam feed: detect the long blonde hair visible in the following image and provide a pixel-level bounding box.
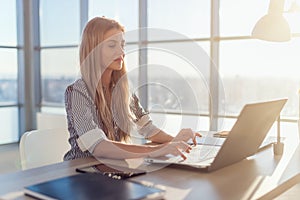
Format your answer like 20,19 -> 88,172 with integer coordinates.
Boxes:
79,17 -> 132,141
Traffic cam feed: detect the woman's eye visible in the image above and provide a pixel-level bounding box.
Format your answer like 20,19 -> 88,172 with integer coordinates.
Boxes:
109,44 -> 116,48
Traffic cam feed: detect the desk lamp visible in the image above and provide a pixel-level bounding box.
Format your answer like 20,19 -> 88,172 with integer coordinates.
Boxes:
252,0 -> 291,42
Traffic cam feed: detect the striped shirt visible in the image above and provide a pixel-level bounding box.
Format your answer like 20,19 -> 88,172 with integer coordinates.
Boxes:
63,79 -> 160,160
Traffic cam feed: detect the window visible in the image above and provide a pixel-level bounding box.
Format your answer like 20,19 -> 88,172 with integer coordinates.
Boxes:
148,41 -> 210,114
146,1 -> 211,131
89,0 -> 138,42
39,0 -> 80,112
219,0 -> 300,134
0,0 -> 17,46
148,0 -> 210,40
220,39 -> 300,117
219,0 -> 269,36
0,49 -> 18,104
0,0 -> 19,144
3,0 -> 298,144
41,48 -> 79,105
40,0 -> 80,46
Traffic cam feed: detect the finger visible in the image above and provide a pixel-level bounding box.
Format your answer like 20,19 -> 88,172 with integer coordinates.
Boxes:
191,136 -> 196,146
171,147 -> 186,160
178,150 -> 187,160
192,132 -> 202,145
179,142 -> 192,152
195,132 -> 202,137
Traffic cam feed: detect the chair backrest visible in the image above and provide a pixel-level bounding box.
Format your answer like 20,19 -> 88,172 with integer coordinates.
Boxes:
19,128 -> 70,170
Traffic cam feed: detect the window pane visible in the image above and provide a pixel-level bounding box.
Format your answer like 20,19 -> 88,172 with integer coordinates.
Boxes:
0,0 -> 17,46
0,48 -> 18,104
219,39 -> 300,118
148,0 -> 210,40
124,44 -> 139,90
41,106 -> 66,115
219,118 -> 297,140
40,0 -> 80,46
0,107 -> 19,144
150,113 -> 209,135
148,42 -> 210,114
89,0 -> 138,39
220,0 -> 269,36
41,48 -> 79,104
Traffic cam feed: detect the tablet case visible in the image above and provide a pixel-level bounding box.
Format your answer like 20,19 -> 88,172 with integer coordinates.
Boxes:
24,173 -> 165,200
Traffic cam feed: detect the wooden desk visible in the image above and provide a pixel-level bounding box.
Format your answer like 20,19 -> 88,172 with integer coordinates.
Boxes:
0,137 -> 300,200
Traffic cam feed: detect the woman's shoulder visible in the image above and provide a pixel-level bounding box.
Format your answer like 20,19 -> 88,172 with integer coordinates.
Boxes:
65,79 -> 90,96
66,79 -> 87,91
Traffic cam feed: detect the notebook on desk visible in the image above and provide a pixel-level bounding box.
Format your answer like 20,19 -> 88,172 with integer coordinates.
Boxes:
146,98 -> 287,172
24,173 -> 165,200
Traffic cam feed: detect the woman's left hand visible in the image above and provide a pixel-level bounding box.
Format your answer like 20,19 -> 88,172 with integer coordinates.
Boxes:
173,128 -> 202,146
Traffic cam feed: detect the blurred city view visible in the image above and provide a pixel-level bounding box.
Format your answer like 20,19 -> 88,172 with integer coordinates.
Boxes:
1,75 -> 299,118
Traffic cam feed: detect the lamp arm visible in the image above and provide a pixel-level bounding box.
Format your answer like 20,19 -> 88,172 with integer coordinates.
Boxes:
268,0 -> 285,14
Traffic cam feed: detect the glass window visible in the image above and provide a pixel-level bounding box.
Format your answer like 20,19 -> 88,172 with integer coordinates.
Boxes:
219,0 -> 269,36
0,107 -> 19,144
41,48 -> 79,104
148,41 -> 210,114
0,0 -> 17,46
124,44 -> 139,90
40,0 -> 80,46
150,113 -> 210,135
148,0 -> 210,40
41,106 -> 66,114
0,48 -> 18,104
89,0 -> 138,38
219,38 -> 300,118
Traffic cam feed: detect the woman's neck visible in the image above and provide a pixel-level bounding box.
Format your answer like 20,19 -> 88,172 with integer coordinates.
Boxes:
101,69 -> 113,88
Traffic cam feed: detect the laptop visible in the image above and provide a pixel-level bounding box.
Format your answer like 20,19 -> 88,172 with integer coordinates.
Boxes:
146,98 -> 287,172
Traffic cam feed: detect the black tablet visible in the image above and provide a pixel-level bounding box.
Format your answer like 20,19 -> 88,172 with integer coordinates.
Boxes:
25,173 -> 165,200
76,163 -> 146,179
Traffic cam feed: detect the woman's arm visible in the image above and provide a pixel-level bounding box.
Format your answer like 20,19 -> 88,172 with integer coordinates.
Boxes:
92,139 -> 191,160
148,128 -> 202,145
147,130 -> 173,143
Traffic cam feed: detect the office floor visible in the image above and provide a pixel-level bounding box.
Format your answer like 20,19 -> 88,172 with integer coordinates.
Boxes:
0,143 -> 299,199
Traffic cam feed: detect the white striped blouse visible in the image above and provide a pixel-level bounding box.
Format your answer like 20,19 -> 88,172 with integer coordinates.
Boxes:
63,79 -> 160,160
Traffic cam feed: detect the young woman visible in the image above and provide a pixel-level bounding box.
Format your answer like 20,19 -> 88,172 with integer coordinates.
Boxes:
63,17 -> 201,161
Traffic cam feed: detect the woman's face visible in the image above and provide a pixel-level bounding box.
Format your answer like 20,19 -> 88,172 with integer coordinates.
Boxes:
102,28 -> 125,71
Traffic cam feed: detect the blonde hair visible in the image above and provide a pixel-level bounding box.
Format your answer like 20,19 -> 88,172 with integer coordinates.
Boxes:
79,17 -> 132,141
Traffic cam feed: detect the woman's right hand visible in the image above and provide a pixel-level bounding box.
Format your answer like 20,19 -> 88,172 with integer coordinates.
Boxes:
148,141 -> 192,160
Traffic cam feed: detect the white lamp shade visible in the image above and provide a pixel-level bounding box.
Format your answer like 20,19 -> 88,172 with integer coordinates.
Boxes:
252,14 -> 291,42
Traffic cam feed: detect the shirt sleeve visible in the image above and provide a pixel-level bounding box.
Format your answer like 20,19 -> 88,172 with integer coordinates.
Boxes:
65,82 -> 107,153
130,94 -> 160,139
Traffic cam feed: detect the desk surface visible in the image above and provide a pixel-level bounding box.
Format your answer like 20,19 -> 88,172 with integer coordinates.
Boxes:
1,137 -> 300,200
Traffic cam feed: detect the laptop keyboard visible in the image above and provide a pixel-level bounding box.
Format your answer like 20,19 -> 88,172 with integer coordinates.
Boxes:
183,145 -> 221,164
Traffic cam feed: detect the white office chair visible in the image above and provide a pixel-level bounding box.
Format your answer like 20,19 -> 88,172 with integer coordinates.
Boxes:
19,128 -> 70,170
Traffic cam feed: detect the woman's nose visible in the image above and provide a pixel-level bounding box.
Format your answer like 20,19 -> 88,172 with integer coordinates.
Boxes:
117,45 -> 124,56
